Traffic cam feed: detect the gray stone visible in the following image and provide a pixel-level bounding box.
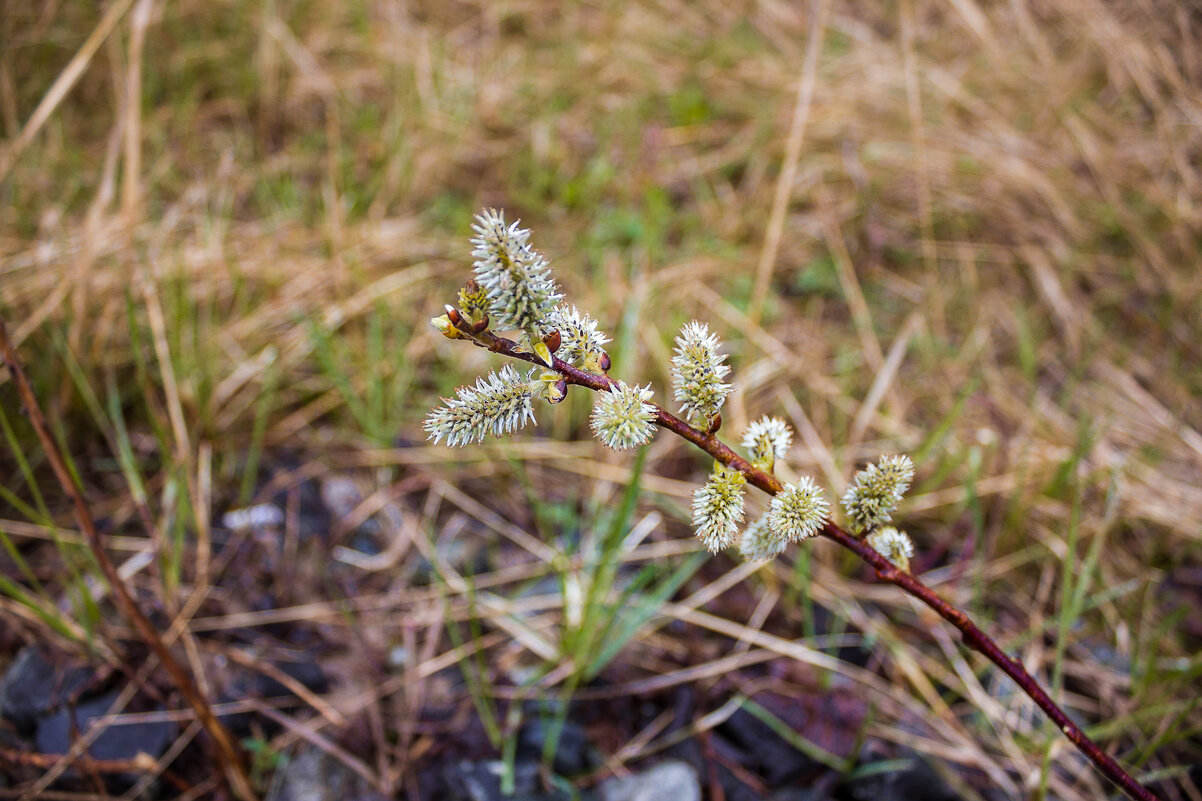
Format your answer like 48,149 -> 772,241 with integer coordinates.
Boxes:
0,647 -> 93,734
442,759 -> 576,801
34,691 -> 175,791
517,717 -> 593,775
320,476 -> 363,521
267,746 -> 366,801
718,705 -> 817,785
599,760 -> 700,801
221,503 -> 285,531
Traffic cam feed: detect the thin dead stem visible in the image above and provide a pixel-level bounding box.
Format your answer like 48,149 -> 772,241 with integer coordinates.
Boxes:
0,318 -> 257,801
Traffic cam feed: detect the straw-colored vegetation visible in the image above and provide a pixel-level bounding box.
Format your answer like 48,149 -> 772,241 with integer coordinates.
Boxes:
1,1 -> 1200,799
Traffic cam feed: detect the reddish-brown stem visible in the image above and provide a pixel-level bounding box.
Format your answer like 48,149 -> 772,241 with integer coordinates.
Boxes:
819,524 -> 1159,801
451,320 -> 1160,801
0,319 -> 257,801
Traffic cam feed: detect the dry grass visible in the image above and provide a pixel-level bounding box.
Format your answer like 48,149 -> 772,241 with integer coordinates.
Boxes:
1,1 -> 1201,799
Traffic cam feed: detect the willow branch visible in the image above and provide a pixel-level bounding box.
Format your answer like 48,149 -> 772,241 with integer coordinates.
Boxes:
450,319 -> 1160,801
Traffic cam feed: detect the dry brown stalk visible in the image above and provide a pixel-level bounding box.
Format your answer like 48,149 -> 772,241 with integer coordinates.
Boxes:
0,745 -> 190,793
0,318 -> 257,801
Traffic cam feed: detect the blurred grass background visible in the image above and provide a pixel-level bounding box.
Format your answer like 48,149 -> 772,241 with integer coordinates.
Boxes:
1,0 -> 1200,799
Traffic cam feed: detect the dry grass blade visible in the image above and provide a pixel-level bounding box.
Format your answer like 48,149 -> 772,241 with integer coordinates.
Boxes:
0,0 -> 135,183
749,0 -> 832,325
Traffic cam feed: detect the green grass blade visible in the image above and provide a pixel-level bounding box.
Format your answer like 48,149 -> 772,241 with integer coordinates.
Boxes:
585,550 -> 707,680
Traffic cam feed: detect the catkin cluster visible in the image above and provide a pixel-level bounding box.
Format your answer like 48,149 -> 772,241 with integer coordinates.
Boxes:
426,210 -> 917,568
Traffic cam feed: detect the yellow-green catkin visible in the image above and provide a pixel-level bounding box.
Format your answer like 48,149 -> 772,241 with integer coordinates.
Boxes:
769,478 -> 829,543
692,464 -> 747,552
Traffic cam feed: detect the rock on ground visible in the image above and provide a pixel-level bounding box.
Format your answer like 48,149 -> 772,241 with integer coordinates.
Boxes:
34,690 -> 175,792
0,647 -> 94,734
267,745 -> 383,801
598,760 -> 700,801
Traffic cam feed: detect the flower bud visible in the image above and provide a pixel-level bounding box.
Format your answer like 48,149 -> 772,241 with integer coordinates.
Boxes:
741,416 -> 793,469
590,381 -> 657,450
739,513 -> 788,562
768,477 -> 829,543
457,279 -> 490,325
670,321 -> 732,426
424,365 -> 537,447
841,454 -> 915,533
866,526 -> 914,572
540,305 -> 610,372
471,209 -> 561,343
691,465 -> 746,552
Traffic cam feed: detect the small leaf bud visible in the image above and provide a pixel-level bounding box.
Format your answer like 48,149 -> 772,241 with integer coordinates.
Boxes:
431,314 -> 464,340
534,370 -> 568,404
532,340 -> 555,367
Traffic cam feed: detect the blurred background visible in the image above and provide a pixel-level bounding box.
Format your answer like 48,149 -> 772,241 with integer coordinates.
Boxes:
1,1 -> 1200,800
